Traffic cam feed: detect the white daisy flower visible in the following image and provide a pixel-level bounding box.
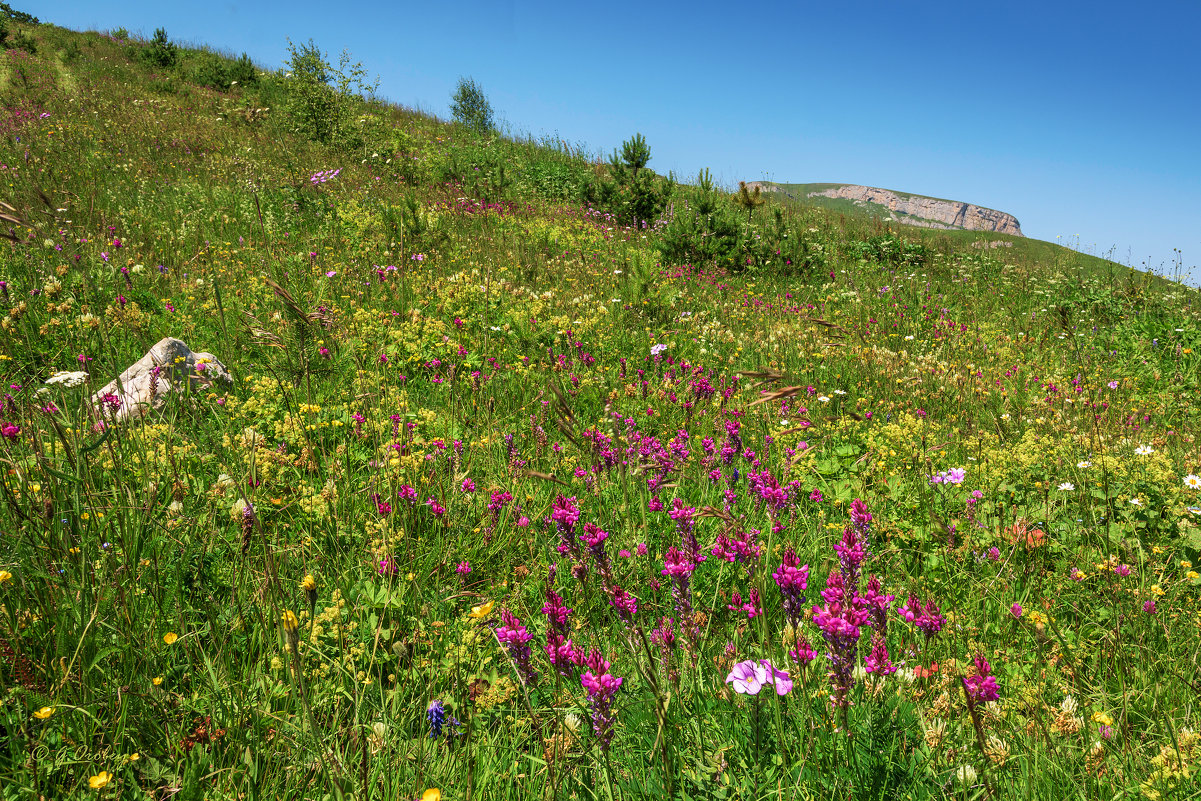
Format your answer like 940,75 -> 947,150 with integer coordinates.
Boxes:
1058,482 -> 1075,491
1077,460 -> 1091,468
1184,474 -> 1201,489
1135,445 -> 1154,456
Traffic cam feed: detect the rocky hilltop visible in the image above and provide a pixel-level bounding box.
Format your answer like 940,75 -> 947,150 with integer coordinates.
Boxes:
747,182 -> 1023,236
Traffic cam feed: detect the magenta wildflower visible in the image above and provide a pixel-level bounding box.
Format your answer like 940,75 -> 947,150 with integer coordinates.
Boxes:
1010,602 -> 1023,619
727,588 -> 762,619
495,610 -> 537,686
651,617 -> 678,684
962,654 -> 1000,706
487,490 -> 512,517
860,574 -> 893,632
580,650 -> 622,749
789,631 -> 817,667
608,585 -> 638,622
772,547 -> 810,628
456,561 -> 471,575
864,632 -> 896,675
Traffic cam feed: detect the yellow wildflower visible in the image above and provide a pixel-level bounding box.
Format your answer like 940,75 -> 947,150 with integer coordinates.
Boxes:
0,570 -> 11,584
301,574 -> 316,592
162,632 -> 178,645
468,599 -> 495,619
88,771 -> 112,790
33,706 -> 54,719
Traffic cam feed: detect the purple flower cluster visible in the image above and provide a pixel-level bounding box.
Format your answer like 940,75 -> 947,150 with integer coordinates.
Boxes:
963,654 -> 1000,706
580,650 -> 623,749
772,547 -> 809,628
495,610 -> 538,686
309,167 -> 341,185
811,508 -> 876,709
899,593 -> 946,640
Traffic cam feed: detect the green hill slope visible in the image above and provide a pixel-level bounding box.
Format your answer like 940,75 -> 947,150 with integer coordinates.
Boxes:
1,16 -> 1201,801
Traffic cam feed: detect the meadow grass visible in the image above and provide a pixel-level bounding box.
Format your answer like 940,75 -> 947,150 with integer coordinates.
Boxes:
1,20 -> 1201,801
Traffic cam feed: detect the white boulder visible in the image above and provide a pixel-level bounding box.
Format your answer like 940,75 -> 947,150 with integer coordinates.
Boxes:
92,337 -> 232,423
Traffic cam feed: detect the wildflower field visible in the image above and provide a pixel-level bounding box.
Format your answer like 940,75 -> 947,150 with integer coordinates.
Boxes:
2,18 -> 1201,801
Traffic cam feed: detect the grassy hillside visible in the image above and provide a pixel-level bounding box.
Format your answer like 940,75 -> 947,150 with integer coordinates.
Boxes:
2,16 -> 1201,801
755,181 -> 1163,286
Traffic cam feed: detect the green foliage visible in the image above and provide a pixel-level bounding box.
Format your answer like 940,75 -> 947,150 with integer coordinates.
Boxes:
588,131 -> 673,225
229,52 -> 258,86
0,17 -> 36,54
658,168 -> 741,268
191,51 -> 231,91
0,2 -> 38,24
735,180 -> 765,222
282,38 -> 378,147
659,171 -> 826,274
449,76 -> 495,133
853,234 -> 934,269
140,27 -> 177,68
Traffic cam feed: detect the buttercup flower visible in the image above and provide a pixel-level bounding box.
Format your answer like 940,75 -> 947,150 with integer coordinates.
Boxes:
163,632 -> 178,645
468,599 -> 495,619
34,706 -> 54,719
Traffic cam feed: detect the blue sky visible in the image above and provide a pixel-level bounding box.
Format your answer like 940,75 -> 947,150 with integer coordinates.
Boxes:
27,0 -> 1201,285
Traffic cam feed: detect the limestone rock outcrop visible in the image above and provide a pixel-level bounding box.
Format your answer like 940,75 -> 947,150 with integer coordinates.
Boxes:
92,337 -> 232,423
807,185 -> 1022,236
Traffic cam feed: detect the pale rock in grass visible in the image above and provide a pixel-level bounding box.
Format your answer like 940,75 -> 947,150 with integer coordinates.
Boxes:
92,337 -> 232,423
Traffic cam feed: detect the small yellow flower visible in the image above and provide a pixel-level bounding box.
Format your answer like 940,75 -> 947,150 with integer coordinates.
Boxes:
301,574 -> 316,592
163,632 -> 178,645
127,753 -> 140,762
33,706 -> 54,719
1189,571 -> 1200,581
422,790 -> 441,801
152,676 -> 163,686
0,570 -> 11,584
282,610 -> 299,633
1182,561 -> 1193,570
1151,584 -> 1165,596
88,771 -> 112,790
468,599 -> 495,619
1091,711 -> 1114,727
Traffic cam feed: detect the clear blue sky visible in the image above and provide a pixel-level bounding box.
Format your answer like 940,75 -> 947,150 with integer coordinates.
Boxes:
26,0 -> 1201,285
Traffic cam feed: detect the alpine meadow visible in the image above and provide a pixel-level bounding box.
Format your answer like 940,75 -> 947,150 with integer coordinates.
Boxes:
3,12 -> 1201,801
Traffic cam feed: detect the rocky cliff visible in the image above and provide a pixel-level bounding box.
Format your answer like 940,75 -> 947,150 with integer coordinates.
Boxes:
805,185 -> 1023,236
